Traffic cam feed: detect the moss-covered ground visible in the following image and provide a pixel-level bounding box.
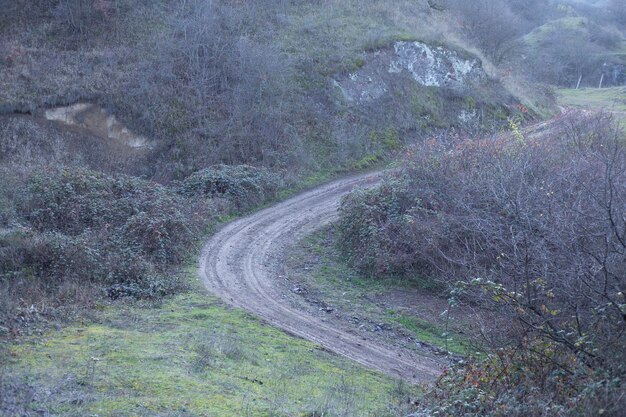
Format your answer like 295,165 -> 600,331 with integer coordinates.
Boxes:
1,273 -> 420,417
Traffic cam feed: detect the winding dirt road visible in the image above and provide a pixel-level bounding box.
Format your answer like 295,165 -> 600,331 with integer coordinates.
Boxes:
199,173 -> 444,384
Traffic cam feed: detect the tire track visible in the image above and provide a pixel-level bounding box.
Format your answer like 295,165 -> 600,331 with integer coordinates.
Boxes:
199,172 -> 444,383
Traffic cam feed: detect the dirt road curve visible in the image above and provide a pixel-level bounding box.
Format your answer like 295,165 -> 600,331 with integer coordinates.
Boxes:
199,172 -> 444,384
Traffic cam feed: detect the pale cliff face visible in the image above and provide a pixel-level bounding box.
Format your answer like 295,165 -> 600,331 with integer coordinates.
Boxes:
45,103 -> 152,149
390,41 -> 483,87
334,41 -> 486,105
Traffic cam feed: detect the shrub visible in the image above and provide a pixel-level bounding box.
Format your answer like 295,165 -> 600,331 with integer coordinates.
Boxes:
181,164 -> 281,211
1,166 -> 213,314
336,179 -> 419,277
23,168 -> 199,244
51,0 -> 118,38
414,351 -> 626,417
338,112 -> 626,415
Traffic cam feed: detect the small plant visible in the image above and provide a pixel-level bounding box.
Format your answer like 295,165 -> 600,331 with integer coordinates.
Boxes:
190,331 -> 245,372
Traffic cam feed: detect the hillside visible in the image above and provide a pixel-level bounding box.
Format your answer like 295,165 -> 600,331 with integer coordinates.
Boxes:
0,0 -> 522,329
0,1 -> 521,415
0,1 -> 519,182
520,16 -> 626,87
2,1 -> 624,417
434,0 -> 625,88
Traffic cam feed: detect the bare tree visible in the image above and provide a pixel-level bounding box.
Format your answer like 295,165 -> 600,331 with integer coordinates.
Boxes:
442,0 -> 524,64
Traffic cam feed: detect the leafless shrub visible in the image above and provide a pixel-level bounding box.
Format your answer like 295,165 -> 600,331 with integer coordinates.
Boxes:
340,112 -> 626,415
339,112 -> 626,369
51,0 -> 118,38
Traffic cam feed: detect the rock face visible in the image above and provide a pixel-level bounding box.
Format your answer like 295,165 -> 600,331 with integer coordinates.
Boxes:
390,41 -> 484,88
334,41 -> 486,104
44,103 -> 152,148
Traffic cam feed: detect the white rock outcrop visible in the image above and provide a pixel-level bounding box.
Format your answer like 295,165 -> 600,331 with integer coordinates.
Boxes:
389,41 -> 483,87
334,41 -> 486,104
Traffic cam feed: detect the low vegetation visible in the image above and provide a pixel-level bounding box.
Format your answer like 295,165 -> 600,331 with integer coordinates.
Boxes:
180,165 -> 281,212
285,227 -> 473,356
337,112 -> 626,415
0,163 -> 286,334
1,282 -> 419,417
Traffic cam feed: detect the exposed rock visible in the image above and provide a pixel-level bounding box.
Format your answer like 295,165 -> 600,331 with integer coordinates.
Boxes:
458,108 -> 478,123
332,70 -> 388,104
291,286 -> 307,294
374,322 -> 393,332
44,103 -> 152,148
390,41 -> 484,88
333,41 -> 486,105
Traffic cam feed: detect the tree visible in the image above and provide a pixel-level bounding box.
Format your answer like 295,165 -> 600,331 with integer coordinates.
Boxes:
146,0 -> 297,171
609,0 -> 626,27
442,0 -> 524,64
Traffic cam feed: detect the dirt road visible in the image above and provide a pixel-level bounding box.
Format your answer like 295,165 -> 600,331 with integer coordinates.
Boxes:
199,172 -> 444,384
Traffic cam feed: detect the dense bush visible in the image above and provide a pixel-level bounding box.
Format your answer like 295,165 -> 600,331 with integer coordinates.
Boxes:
413,351 -> 626,417
338,112 -> 626,415
0,167 -> 214,311
180,165 -> 281,211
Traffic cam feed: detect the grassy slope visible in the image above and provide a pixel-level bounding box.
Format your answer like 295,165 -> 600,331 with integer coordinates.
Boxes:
557,87 -> 626,123
2,275 -> 418,417
521,17 -> 588,46
557,87 -> 626,111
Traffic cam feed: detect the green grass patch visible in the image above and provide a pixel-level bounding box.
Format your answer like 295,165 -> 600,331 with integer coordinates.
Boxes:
522,17 -> 587,47
282,1 -> 435,76
305,230 -> 436,295
2,277 -> 420,416
557,87 -> 626,124
557,87 -> 626,111
391,315 -> 469,356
